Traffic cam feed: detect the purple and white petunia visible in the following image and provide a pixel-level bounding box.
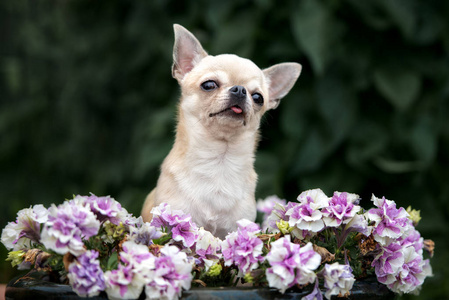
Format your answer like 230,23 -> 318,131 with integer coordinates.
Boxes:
67,250 -> 105,297
265,235 -> 301,293
222,219 -> 264,276
296,242 -> 322,285
286,189 -> 330,234
145,244 -> 193,300
104,264 -> 145,300
322,262 -> 355,299
265,235 -> 320,293
120,241 -> 155,273
1,204 -> 48,251
150,203 -> 199,248
40,198 -> 100,256
322,192 -> 361,227
194,228 -> 222,271
366,195 -> 410,246
84,194 -> 130,225
128,222 -> 164,246
265,201 -> 297,233
257,196 -> 287,231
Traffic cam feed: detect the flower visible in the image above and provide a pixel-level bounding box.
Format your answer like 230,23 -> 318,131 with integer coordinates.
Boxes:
286,189 -> 330,234
366,195 -> 410,245
6,250 -> 25,268
105,264 -> 145,300
1,204 -> 48,251
322,192 -> 361,227
265,201 -> 297,232
40,198 -> 100,256
372,242 -> 404,283
296,242 -> 322,285
84,194 -> 130,225
222,219 -> 264,276
120,241 -> 155,273
343,213 -> 371,237
385,246 -> 432,295
128,222 -> 164,246
194,227 -> 222,271
150,203 -> 199,248
406,206 -> 421,226
257,195 -> 287,215
67,250 -> 105,297
257,196 -> 287,231
206,263 -> 222,277
265,235 -> 301,293
322,262 -> 355,299
145,245 -> 193,300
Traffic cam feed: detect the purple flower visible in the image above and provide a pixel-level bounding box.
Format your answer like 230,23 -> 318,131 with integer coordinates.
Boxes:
322,192 -> 361,227
265,235 -> 320,293
303,278 -> 324,300
222,219 -> 264,276
265,201 -> 297,232
128,223 -> 164,246
296,242 -> 322,285
265,235 -> 301,293
366,195 -> 410,246
120,241 -> 155,273
105,264 -> 145,300
286,189 -> 329,234
145,245 -> 193,300
322,262 -> 355,299
257,195 -> 287,214
150,203 -> 199,248
372,242 -> 404,283
84,194 -> 129,225
385,246 -> 432,295
40,198 -> 100,256
194,228 -> 222,270
67,250 -> 105,297
1,205 -> 48,251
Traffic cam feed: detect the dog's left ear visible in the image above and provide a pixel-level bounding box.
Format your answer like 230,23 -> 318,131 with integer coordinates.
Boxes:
172,24 -> 208,82
263,63 -> 302,110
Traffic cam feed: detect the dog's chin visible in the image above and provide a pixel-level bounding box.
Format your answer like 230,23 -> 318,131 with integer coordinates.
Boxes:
209,106 -> 247,127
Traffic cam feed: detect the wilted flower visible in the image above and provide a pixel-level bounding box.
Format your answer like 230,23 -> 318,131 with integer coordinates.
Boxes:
322,262 -> 355,299
366,195 -> 410,245
40,198 -> 100,256
194,228 -> 222,271
145,245 -> 193,300
322,192 -> 361,227
222,219 -> 264,276
67,250 -> 105,297
1,205 -> 48,251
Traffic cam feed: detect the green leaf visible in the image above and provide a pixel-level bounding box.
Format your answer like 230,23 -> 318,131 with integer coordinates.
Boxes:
373,66 -> 421,111
291,0 -> 344,74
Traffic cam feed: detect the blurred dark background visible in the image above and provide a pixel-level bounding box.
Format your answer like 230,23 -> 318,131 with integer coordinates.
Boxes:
1,1 -> 448,298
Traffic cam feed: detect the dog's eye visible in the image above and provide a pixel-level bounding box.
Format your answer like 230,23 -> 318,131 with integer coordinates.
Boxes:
201,80 -> 218,91
252,93 -> 264,105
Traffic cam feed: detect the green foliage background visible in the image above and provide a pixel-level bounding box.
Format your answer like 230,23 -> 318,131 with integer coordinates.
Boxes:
1,1 -> 448,298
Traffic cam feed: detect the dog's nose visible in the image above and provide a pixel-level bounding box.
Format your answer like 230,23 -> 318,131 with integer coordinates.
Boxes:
230,85 -> 247,98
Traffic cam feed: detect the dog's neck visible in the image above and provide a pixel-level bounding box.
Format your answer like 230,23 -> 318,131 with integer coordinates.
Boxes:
174,109 -> 259,165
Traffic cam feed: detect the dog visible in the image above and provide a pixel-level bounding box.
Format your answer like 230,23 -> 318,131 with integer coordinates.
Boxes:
141,24 -> 301,239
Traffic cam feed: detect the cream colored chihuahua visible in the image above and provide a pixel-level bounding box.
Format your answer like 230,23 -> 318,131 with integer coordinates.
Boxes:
141,24 -> 301,238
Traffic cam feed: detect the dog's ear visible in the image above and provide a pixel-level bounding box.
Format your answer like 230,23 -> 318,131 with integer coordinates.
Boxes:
263,63 -> 302,110
172,24 -> 208,82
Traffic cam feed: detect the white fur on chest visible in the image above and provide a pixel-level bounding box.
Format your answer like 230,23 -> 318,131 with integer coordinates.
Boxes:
160,129 -> 258,237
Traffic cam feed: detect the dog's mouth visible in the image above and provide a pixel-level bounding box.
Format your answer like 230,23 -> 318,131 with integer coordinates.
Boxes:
209,105 -> 244,118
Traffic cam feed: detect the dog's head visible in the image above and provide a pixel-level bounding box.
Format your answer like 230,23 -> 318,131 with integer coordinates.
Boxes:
172,24 -> 302,140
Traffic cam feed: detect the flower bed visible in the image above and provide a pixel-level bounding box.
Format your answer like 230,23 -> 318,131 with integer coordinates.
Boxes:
2,189 -> 434,300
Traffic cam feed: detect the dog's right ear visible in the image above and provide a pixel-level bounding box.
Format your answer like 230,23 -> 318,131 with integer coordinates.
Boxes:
172,24 -> 208,82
